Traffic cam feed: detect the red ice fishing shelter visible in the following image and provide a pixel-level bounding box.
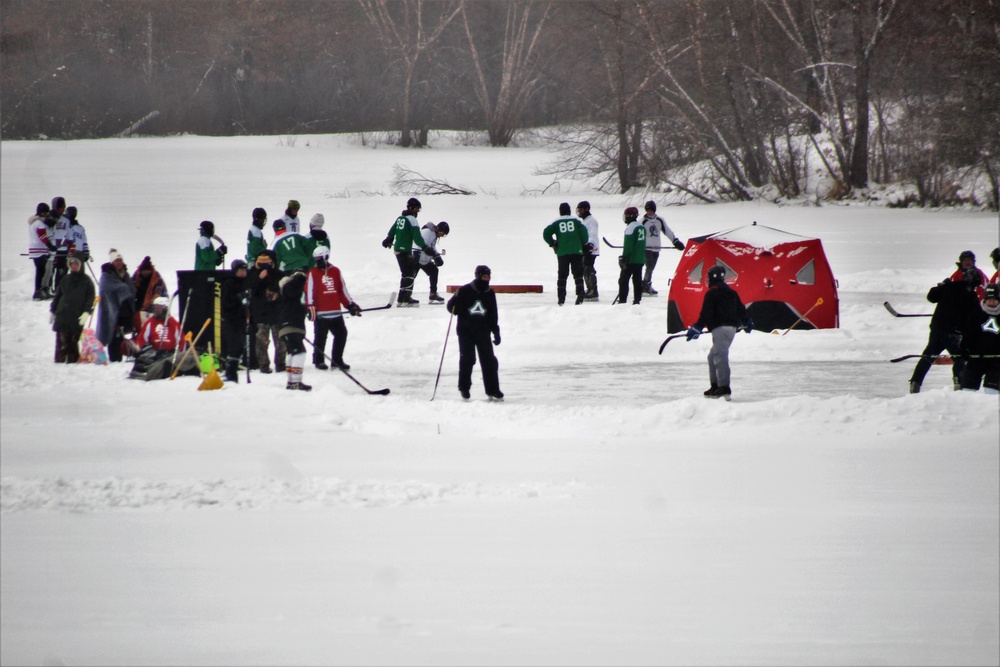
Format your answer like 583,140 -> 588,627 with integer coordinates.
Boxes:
666,222 -> 839,333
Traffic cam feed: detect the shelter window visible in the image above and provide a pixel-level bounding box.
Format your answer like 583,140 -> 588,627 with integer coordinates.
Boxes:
795,260 -> 815,285
687,261 -> 703,283
715,260 -> 738,283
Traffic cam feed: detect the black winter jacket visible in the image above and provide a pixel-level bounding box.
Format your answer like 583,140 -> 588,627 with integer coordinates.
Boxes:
447,279 -> 499,337
927,279 -> 980,333
691,282 -> 747,331
51,270 -> 96,331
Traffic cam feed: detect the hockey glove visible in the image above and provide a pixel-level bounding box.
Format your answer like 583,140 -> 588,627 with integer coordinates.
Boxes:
348,303 -> 362,317
550,241 -> 558,253
217,244 -> 228,256
492,331 -> 501,346
584,242 -> 595,254
673,239 -> 685,251
433,255 -> 444,267
686,326 -> 701,341
381,237 -> 393,248
743,317 -> 754,333
618,255 -> 626,269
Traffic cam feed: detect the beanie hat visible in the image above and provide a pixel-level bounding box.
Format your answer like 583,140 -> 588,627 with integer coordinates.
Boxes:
309,213 -> 325,229
287,199 -> 300,211
108,248 -> 123,263
559,202 -> 571,216
138,256 -> 153,271
65,206 -> 78,222
36,202 -> 50,216
51,196 -> 66,210
958,250 -> 975,262
645,200 -> 657,212
272,219 -> 286,232
577,201 -> 591,212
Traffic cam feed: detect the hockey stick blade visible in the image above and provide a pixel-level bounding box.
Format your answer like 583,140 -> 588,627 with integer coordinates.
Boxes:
658,333 -> 687,354
602,236 -> 623,249
359,291 -> 396,312
884,301 -> 931,317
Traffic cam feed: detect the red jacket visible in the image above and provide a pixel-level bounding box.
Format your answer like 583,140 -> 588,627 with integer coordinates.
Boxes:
136,315 -> 183,351
949,267 -> 989,300
305,265 -> 354,316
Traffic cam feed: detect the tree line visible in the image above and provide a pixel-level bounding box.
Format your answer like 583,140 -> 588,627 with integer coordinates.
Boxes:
2,0 -> 998,208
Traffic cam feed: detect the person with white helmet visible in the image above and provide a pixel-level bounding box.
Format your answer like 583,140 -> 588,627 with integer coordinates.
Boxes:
305,245 -> 361,371
130,296 -> 197,381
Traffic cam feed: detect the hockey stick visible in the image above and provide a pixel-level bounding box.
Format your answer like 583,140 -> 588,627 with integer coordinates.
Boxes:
602,237 -> 623,249
773,297 -> 823,335
304,337 -> 390,395
657,333 -> 688,354
883,301 -> 931,318
170,318 -> 212,380
357,291 -> 396,313
172,288 -> 194,371
889,353 -> 1000,363
245,295 -> 252,384
430,311 -> 454,401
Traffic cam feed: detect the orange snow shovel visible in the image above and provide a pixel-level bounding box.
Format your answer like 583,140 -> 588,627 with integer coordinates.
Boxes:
198,341 -> 224,391
772,297 -> 823,335
170,318 -> 211,381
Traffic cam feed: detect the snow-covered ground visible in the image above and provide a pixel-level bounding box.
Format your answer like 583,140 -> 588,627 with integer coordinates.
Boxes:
1,133 -> 998,666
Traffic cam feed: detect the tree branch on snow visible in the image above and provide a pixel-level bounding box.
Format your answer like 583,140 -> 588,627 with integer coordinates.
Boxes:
390,165 -> 475,196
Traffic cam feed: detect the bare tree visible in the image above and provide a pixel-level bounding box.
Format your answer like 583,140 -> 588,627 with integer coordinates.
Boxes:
359,0 -> 463,147
460,1 -> 550,147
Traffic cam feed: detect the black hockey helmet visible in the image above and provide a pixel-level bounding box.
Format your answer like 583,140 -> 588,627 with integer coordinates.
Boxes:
436,221 -> 450,236
577,200 -> 591,212
252,207 -> 267,221
65,206 -> 78,222
623,206 -> 639,222
36,202 -> 50,216
984,283 -> 1000,302
707,265 -> 727,284
559,202 -> 571,215
475,264 -> 491,279
958,250 -> 976,262
644,200 -> 657,212
231,258 -> 248,272
406,197 -> 422,210
199,220 -> 215,237
272,219 -> 286,232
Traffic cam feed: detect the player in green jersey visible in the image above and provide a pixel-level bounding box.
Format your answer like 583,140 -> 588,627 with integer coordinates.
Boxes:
616,207 -> 646,305
542,202 -> 589,305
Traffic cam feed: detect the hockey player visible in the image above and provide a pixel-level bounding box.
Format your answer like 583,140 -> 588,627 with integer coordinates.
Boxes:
64,206 -> 90,264
47,197 -> 72,292
278,270 -> 311,391
948,250 -> 989,300
305,246 -> 362,370
246,207 -> 268,264
308,213 -> 331,255
280,200 -> 302,234
616,207 -> 646,305
271,218 -> 315,271
447,265 -> 503,401
909,267 -> 982,393
382,197 -> 442,306
221,259 -> 250,383
28,202 -> 55,300
960,283 -> 1000,393
195,220 -> 227,270
542,202 -> 589,306
417,221 -> 449,303
578,201 -> 600,300
686,265 -> 752,400
641,200 -> 684,295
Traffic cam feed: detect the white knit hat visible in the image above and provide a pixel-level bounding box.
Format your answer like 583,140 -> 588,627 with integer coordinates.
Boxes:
108,248 -> 123,262
309,213 -> 325,229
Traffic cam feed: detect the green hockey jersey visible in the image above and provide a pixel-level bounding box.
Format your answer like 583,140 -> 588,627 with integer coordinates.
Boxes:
622,220 -> 646,265
386,214 -> 429,253
272,232 -> 315,271
542,216 -> 589,256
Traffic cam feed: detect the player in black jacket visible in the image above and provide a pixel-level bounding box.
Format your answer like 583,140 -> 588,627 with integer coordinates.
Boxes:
278,271 -> 311,391
909,267 -> 981,393
959,282 -> 1000,392
686,265 -> 752,399
446,265 -> 503,401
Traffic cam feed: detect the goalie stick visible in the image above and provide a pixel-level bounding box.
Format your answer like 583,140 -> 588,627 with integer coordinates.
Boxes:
883,301 -> 931,318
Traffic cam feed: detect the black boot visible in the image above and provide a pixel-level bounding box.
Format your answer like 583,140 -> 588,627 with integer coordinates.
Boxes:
225,359 -> 239,383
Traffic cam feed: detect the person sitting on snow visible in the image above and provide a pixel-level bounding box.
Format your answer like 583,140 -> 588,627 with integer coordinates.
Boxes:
129,296 -> 197,380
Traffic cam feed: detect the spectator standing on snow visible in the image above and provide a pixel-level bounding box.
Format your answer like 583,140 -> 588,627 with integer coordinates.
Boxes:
64,206 -> 90,265
382,197 -> 440,306
416,221 -> 449,304
447,265 -> 503,401
96,249 -> 137,362
616,207 -> 646,306
542,202 -> 589,306
686,265 -> 752,400
305,246 -> 361,371
641,200 -> 684,296
131,255 -> 169,328
248,250 -> 286,374
948,250 -> 989,300
959,283 -> 1000,393
246,207 -> 268,264
908,267 -> 982,393
28,202 -> 55,300
578,201 -> 600,301
49,255 -> 95,363
195,220 -> 226,270
278,270 -> 311,391
220,259 -> 250,383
